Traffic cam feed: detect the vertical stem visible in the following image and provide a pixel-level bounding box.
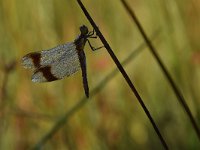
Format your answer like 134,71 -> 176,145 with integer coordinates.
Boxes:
76,0 -> 168,149
120,0 -> 200,141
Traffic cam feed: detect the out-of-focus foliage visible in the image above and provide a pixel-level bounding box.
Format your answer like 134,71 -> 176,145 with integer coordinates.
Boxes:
0,0 -> 200,149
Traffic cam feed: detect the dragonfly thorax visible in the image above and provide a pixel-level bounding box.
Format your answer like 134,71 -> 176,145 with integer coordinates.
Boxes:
74,25 -> 89,51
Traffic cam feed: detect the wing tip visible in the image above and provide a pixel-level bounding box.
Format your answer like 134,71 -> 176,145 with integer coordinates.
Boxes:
31,71 -> 45,82
21,55 -> 32,69
21,52 -> 41,69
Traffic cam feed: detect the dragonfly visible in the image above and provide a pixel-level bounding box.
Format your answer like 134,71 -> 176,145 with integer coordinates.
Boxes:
21,25 -> 103,98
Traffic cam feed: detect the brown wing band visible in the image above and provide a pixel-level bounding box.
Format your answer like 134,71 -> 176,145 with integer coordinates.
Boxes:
27,52 -> 41,68
35,66 -> 58,81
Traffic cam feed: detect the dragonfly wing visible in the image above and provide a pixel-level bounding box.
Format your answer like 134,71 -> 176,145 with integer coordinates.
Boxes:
78,50 -> 89,97
31,43 -> 81,82
22,42 -> 76,70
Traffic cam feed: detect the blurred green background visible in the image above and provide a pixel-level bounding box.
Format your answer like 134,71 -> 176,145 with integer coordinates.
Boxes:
0,0 -> 200,149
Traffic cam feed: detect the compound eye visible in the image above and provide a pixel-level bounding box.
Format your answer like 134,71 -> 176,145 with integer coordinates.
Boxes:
80,25 -> 88,35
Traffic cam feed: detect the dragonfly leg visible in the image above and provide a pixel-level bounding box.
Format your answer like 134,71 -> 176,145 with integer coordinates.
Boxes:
89,36 -> 97,39
88,28 -> 100,38
88,28 -> 95,36
87,39 -> 104,51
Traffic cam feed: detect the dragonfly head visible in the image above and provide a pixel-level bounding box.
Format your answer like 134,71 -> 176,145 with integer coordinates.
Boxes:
80,25 -> 89,35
